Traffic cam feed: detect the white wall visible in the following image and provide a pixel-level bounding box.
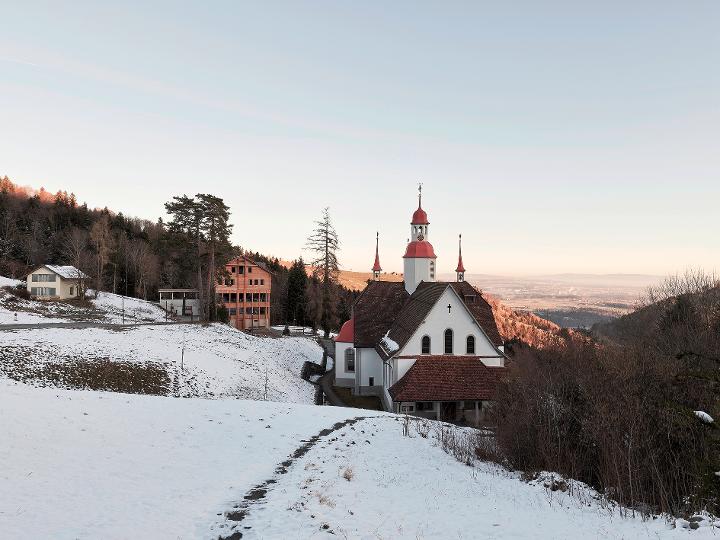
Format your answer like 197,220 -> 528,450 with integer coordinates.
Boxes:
394,357 -> 416,385
403,256 -> 436,294
397,287 -> 503,362
26,268 -> 75,299
334,342 -> 356,380
357,347 -> 383,387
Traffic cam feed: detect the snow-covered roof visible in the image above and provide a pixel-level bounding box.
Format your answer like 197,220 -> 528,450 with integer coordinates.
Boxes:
41,265 -> 90,280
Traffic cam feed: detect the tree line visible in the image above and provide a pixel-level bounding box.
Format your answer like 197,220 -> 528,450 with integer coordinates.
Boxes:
493,270 -> 720,517
0,176 -> 356,329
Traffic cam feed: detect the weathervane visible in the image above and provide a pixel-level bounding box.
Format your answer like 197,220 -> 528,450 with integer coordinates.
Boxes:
418,182 -> 423,206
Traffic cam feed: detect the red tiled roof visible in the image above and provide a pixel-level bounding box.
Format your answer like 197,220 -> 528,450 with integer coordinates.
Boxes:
335,319 -> 354,343
372,252 -> 382,272
411,206 -> 429,225
389,356 -> 505,402
403,240 -> 436,258
455,254 -> 466,273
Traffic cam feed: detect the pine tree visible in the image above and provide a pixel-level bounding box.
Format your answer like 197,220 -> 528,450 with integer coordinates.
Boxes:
285,258 -> 308,326
196,194 -> 233,321
305,208 -> 340,338
165,195 -> 206,319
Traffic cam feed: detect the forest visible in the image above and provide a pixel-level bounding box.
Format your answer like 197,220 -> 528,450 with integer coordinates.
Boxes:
0,176 -> 356,329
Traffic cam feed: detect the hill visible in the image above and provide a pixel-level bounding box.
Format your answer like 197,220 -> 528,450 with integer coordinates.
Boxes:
486,294 -> 576,349
2,380 -> 712,539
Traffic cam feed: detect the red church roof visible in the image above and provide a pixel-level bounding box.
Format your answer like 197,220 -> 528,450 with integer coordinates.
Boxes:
372,232 -> 382,272
389,356 -> 505,402
456,235 -> 466,273
372,252 -> 382,272
334,318 -> 354,343
411,206 -> 429,225
403,240 -> 436,259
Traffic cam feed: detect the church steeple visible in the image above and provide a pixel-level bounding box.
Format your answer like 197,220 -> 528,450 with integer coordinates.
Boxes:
372,232 -> 382,280
404,184 -> 437,294
455,234 -> 466,282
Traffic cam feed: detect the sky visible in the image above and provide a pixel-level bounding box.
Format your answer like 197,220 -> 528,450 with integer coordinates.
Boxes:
1,1 -> 718,276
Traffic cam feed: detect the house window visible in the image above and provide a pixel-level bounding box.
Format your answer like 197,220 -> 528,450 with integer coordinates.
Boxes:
231,266 -> 236,273
368,376 -> 375,386
260,279 -> 264,285
248,266 -> 253,273
238,266 -> 244,274
345,348 -> 355,372
32,273 -> 56,282
400,404 -> 415,413
466,335 -> 475,354
228,307 -> 236,315
444,329 -> 453,354
416,402 -> 434,411
70,286 -> 74,296
421,335 -> 431,354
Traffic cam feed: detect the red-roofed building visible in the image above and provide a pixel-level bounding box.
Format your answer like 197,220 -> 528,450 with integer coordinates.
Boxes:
334,186 -> 506,426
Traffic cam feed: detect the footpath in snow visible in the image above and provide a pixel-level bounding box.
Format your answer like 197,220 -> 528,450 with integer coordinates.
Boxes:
1,381 -> 716,539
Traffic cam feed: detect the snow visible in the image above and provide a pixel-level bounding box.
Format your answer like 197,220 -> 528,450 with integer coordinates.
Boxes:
0,278 -> 168,325
0,323 -> 322,402
380,331 -> 399,353
0,380 -> 371,539
0,275 -> 22,287
1,381 -> 716,539
90,290 -> 168,323
694,411 -> 714,424
43,264 -> 89,279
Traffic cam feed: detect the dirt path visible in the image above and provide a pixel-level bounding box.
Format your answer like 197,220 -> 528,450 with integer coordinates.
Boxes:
215,416 -> 370,540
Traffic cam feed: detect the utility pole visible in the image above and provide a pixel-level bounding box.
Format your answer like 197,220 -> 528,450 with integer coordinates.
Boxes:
264,364 -> 268,401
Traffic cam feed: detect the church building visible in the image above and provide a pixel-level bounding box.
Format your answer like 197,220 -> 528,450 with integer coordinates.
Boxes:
334,189 -> 506,425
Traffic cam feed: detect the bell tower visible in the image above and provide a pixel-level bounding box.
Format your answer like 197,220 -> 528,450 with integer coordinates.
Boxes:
403,184 -> 437,294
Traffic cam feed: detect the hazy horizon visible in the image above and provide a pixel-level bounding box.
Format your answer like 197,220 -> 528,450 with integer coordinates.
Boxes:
2,1 -> 718,276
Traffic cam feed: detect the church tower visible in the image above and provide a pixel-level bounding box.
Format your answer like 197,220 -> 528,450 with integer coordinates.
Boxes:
455,234 -> 466,282
372,232 -> 382,280
403,185 -> 437,294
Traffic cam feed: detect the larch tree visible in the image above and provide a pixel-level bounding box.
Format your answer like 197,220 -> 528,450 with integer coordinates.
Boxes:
305,208 -> 340,338
62,227 -> 90,299
89,214 -> 114,296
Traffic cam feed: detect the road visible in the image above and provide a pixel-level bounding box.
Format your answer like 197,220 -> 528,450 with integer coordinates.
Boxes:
0,321 -> 197,331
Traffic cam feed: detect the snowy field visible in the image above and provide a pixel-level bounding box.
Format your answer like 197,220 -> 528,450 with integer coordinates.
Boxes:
0,323 -> 322,402
0,281 -> 168,325
1,381 -> 715,540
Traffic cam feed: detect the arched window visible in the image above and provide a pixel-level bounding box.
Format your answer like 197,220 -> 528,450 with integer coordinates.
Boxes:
344,348 -> 355,373
421,335 -> 431,354
444,329 -> 453,354
466,335 -> 475,355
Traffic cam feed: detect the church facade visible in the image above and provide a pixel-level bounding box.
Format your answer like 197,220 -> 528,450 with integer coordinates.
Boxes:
334,189 -> 506,426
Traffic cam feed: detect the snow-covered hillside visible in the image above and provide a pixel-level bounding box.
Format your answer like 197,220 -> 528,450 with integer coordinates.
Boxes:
0,280 -> 168,325
0,323 -> 322,402
1,381 -> 715,540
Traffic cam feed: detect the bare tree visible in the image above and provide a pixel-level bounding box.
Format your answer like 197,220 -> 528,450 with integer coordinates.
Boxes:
63,228 -> 90,299
305,208 -> 340,338
89,215 -> 114,296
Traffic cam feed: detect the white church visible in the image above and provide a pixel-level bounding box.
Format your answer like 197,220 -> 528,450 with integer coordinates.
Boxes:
334,189 -> 507,426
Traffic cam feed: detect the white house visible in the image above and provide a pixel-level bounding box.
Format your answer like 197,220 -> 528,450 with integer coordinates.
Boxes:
26,265 -> 89,300
334,188 -> 506,425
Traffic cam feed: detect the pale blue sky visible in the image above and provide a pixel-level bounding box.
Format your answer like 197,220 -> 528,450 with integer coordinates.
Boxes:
1,1 -> 718,275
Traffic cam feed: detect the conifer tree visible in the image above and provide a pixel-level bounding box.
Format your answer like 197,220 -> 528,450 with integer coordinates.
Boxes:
305,208 -> 339,338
